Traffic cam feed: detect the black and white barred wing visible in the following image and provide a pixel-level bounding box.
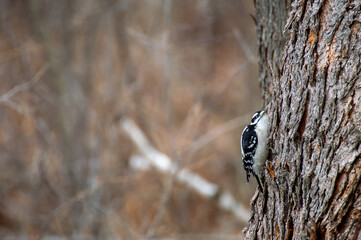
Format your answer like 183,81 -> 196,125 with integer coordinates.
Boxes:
241,125 -> 257,182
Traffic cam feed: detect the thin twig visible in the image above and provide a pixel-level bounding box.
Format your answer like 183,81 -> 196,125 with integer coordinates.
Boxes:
42,183 -> 97,233
233,28 -> 257,63
187,114 -> 252,154
0,63 -> 49,102
205,61 -> 250,109
145,172 -> 177,238
88,201 -> 137,240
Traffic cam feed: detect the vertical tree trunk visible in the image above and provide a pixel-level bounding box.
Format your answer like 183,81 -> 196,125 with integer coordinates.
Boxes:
244,0 -> 361,239
254,0 -> 291,103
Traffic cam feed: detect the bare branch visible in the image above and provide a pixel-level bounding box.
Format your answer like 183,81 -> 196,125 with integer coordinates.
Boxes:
121,117 -> 251,224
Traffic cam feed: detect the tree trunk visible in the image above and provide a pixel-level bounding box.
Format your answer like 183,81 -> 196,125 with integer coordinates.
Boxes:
244,0 -> 361,239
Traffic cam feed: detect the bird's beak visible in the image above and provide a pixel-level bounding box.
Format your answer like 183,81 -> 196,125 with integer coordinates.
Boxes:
260,110 -> 265,116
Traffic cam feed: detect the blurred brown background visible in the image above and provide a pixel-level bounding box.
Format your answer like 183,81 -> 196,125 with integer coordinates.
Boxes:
0,0 -> 262,239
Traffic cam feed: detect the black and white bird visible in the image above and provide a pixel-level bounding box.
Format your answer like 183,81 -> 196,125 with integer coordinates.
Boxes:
240,110 -> 269,192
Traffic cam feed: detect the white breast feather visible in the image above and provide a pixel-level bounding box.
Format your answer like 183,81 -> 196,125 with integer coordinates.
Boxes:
252,114 -> 269,177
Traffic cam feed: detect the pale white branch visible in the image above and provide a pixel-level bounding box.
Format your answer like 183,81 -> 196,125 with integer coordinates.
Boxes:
121,117 -> 250,223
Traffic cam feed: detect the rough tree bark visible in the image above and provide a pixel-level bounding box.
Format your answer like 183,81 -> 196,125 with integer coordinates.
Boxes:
244,0 -> 361,239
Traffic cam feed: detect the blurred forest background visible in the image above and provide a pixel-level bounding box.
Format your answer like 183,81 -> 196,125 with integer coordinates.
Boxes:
0,0 -> 263,239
